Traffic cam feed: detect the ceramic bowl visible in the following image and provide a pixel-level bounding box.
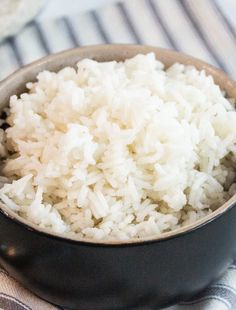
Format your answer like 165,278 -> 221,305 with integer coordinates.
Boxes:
0,45 -> 236,310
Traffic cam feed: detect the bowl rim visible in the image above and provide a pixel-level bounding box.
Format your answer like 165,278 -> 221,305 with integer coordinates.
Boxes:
1,197 -> 236,247
0,43 -> 236,246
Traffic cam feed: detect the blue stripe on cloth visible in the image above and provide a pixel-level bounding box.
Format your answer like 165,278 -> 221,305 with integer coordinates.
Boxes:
68,13 -> 105,45
118,0 -> 170,47
33,22 -> 51,54
37,19 -> 74,53
147,0 -> 179,50
116,2 -> 142,44
61,17 -> 80,47
1,0 -> 236,81
212,1 -> 236,40
178,0 -> 227,72
5,37 -> 23,66
186,0 -> 236,78
0,42 -> 19,78
11,22 -> 47,65
90,11 -> 111,43
93,4 -> 137,44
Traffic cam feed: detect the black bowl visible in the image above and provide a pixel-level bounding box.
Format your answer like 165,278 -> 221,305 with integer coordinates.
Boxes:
0,45 -> 236,310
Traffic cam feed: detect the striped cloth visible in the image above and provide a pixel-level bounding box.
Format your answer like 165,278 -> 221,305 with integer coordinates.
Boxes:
0,0 -> 236,80
0,0 -> 236,309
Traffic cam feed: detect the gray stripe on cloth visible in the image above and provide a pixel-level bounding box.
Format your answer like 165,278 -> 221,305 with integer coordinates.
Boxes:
178,0 -> 227,72
181,295 -> 231,308
213,284 -> 236,295
181,284 -> 236,309
90,11 -> 111,43
61,17 -> 80,47
0,293 -> 32,310
147,0 -> 179,50
116,2 -> 142,44
229,261 -> 236,269
6,37 -> 23,66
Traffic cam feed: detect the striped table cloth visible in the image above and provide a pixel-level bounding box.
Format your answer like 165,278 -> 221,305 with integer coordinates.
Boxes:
0,0 -> 236,309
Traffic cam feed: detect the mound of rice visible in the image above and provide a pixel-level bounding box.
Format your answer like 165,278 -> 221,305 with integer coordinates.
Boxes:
0,53 -> 236,240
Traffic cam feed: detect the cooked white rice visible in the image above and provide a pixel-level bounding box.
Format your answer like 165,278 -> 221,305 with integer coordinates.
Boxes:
0,53 -> 236,240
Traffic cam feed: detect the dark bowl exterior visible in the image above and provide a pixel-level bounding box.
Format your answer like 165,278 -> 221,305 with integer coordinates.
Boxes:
0,204 -> 236,310
0,45 -> 236,309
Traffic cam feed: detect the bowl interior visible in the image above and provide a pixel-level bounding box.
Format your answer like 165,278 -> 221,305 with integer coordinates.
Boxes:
0,44 -> 236,245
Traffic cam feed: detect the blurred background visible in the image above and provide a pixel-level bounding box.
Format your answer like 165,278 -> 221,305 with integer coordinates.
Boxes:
0,0 -> 235,80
